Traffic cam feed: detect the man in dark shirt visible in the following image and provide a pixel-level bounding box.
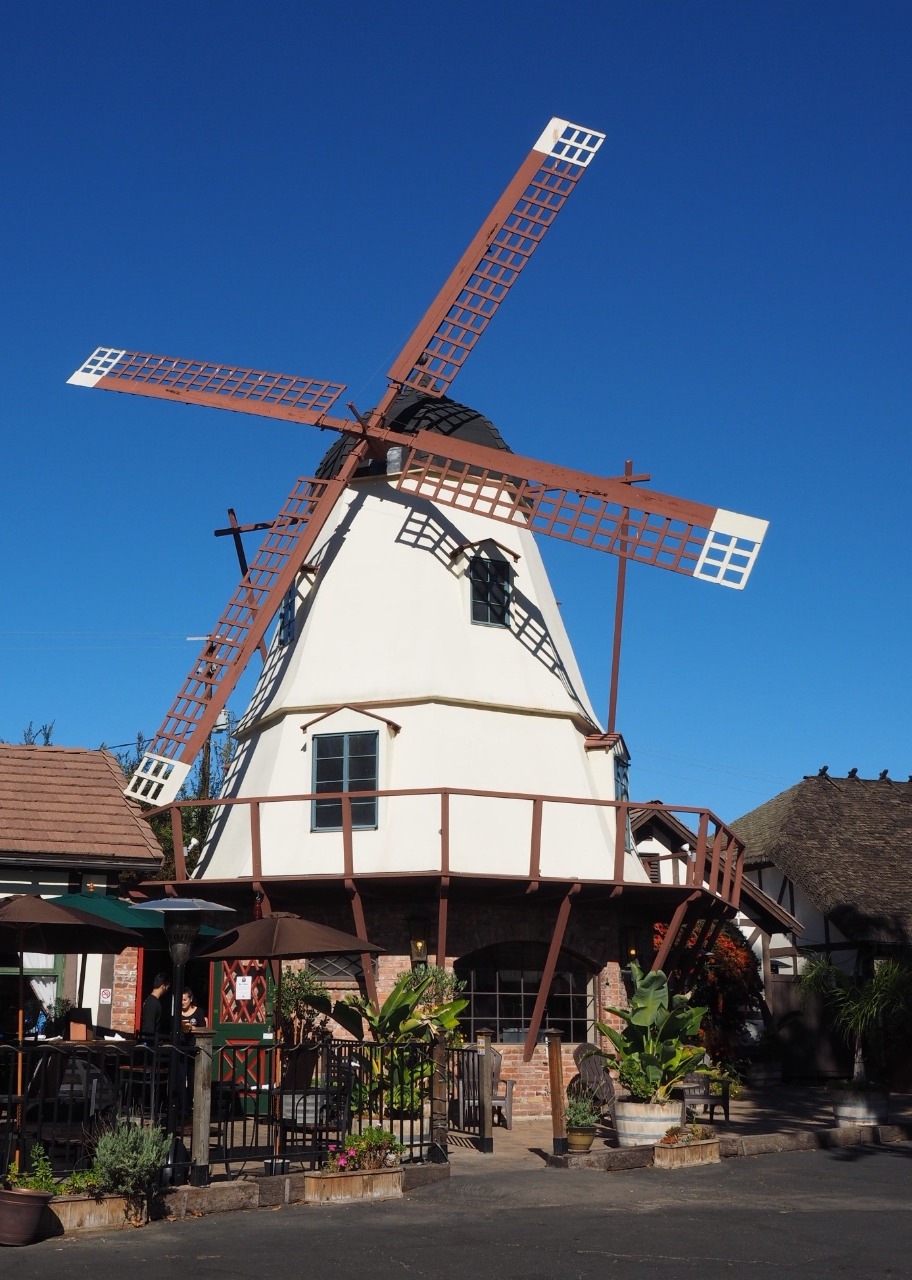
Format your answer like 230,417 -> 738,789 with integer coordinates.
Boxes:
140,973 -> 170,1044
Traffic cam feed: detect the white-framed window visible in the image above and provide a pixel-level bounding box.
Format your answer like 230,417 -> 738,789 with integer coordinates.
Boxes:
469,553 -> 511,627
311,730 -> 379,831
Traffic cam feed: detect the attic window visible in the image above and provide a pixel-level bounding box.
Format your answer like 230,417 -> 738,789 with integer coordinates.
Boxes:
469,553 -> 511,628
277,586 -> 295,647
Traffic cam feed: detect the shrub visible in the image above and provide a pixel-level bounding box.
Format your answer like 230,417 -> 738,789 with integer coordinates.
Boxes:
92,1116 -> 170,1219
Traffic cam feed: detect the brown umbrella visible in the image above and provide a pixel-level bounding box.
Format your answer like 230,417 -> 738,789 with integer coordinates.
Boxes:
194,913 -> 383,962
0,894 -> 143,1143
196,913 -> 383,1047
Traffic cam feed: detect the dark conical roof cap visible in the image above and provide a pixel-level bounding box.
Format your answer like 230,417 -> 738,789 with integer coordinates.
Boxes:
315,389 -> 511,480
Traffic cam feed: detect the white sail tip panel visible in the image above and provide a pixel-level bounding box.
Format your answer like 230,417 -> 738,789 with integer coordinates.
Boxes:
534,118 -> 606,167
125,754 -> 192,806
67,347 -> 127,387
694,509 -> 769,590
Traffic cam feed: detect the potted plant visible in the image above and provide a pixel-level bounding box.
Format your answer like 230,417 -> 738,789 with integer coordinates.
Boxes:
0,1143 -> 57,1246
564,1089 -> 601,1152
595,962 -> 708,1147
91,1115 -> 171,1224
797,956 -> 912,1126
653,1122 -> 720,1169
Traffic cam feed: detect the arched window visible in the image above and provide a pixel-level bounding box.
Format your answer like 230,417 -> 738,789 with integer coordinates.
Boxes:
454,942 -> 595,1044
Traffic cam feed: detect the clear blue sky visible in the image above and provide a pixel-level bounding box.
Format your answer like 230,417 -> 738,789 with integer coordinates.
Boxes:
2,1 -> 910,824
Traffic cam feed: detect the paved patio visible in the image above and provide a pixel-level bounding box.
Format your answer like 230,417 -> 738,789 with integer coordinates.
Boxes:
445,1086 -> 912,1173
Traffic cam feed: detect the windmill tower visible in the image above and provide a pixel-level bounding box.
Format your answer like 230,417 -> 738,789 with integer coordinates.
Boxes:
70,120 -> 766,1099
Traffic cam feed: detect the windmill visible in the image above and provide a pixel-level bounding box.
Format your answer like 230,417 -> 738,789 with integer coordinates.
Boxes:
70,119 -> 767,1063
70,117 -> 767,811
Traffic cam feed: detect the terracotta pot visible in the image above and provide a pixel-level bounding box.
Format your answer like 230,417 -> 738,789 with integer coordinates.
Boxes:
614,1100 -> 683,1147
566,1126 -> 596,1153
0,1187 -> 54,1247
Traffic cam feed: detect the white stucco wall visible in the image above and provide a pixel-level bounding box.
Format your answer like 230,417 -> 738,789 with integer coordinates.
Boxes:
196,472 -> 646,886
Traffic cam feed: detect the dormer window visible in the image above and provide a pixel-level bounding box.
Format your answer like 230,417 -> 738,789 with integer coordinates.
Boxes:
469,553 -> 511,628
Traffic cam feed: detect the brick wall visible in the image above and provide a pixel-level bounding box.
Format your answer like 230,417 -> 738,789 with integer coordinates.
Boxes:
111,947 -> 139,1035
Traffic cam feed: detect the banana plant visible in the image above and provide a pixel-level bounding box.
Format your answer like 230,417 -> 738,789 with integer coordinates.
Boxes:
595,962 -> 708,1103
341,972 -> 467,1117
343,971 -> 467,1044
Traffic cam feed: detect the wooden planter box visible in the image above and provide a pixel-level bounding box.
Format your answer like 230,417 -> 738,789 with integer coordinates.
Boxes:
653,1138 -> 720,1170
302,1167 -> 403,1204
48,1194 -> 139,1235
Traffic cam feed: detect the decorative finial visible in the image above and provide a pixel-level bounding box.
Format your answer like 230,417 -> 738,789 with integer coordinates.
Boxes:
879,769 -> 889,780
817,765 -> 829,776
847,767 -> 858,778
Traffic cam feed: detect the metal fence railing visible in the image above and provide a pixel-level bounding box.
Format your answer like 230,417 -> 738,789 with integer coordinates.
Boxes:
0,1039 -> 195,1182
0,1035 -> 462,1187
212,1038 -> 443,1177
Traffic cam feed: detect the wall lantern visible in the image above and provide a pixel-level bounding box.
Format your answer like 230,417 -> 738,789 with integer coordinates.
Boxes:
409,918 -> 429,969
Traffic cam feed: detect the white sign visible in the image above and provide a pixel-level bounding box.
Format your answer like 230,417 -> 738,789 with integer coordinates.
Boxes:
99,988 -> 112,1005
234,975 -> 253,1001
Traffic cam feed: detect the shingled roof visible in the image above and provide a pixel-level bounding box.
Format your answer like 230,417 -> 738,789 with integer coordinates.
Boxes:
732,776 -> 912,948
0,746 -> 162,868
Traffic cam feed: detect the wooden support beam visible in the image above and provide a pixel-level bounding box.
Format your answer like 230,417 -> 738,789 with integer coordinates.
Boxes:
249,801 -> 262,882
523,884 -> 580,1062
652,892 -> 700,973
346,878 -> 378,1009
171,807 -> 187,881
436,876 -> 449,968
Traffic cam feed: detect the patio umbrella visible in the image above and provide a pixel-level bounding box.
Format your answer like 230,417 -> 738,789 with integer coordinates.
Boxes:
0,894 -> 143,1131
194,913 -> 384,962
195,912 -> 383,1044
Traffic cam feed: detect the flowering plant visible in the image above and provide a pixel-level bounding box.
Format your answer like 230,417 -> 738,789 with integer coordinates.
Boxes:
659,1123 -> 715,1147
324,1126 -> 404,1173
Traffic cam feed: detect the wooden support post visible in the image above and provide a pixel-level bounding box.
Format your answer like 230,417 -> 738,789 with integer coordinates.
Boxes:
613,803 -> 627,882
430,1031 -> 448,1162
249,801 -> 262,882
171,807 -> 187,881
692,811 -> 709,887
546,1029 -> 567,1156
190,1028 -> 214,1186
436,876 -> 449,969
478,1028 -> 494,1154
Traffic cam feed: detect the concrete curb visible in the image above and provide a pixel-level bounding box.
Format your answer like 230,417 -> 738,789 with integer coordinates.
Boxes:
545,1122 -> 912,1170
53,1163 -> 450,1238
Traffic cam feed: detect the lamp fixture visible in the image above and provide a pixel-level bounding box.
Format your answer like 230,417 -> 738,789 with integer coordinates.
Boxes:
409,917 -> 429,969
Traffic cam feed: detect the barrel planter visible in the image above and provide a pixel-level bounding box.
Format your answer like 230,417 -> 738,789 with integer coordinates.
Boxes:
830,1088 -> 889,1127
614,1100 -> 682,1148
0,1188 -> 54,1247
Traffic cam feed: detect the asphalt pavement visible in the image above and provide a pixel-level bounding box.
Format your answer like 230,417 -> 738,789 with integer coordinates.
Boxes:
11,1141 -> 912,1279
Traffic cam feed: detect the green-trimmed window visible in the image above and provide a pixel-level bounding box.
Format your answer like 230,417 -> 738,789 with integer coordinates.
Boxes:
312,731 -> 379,831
